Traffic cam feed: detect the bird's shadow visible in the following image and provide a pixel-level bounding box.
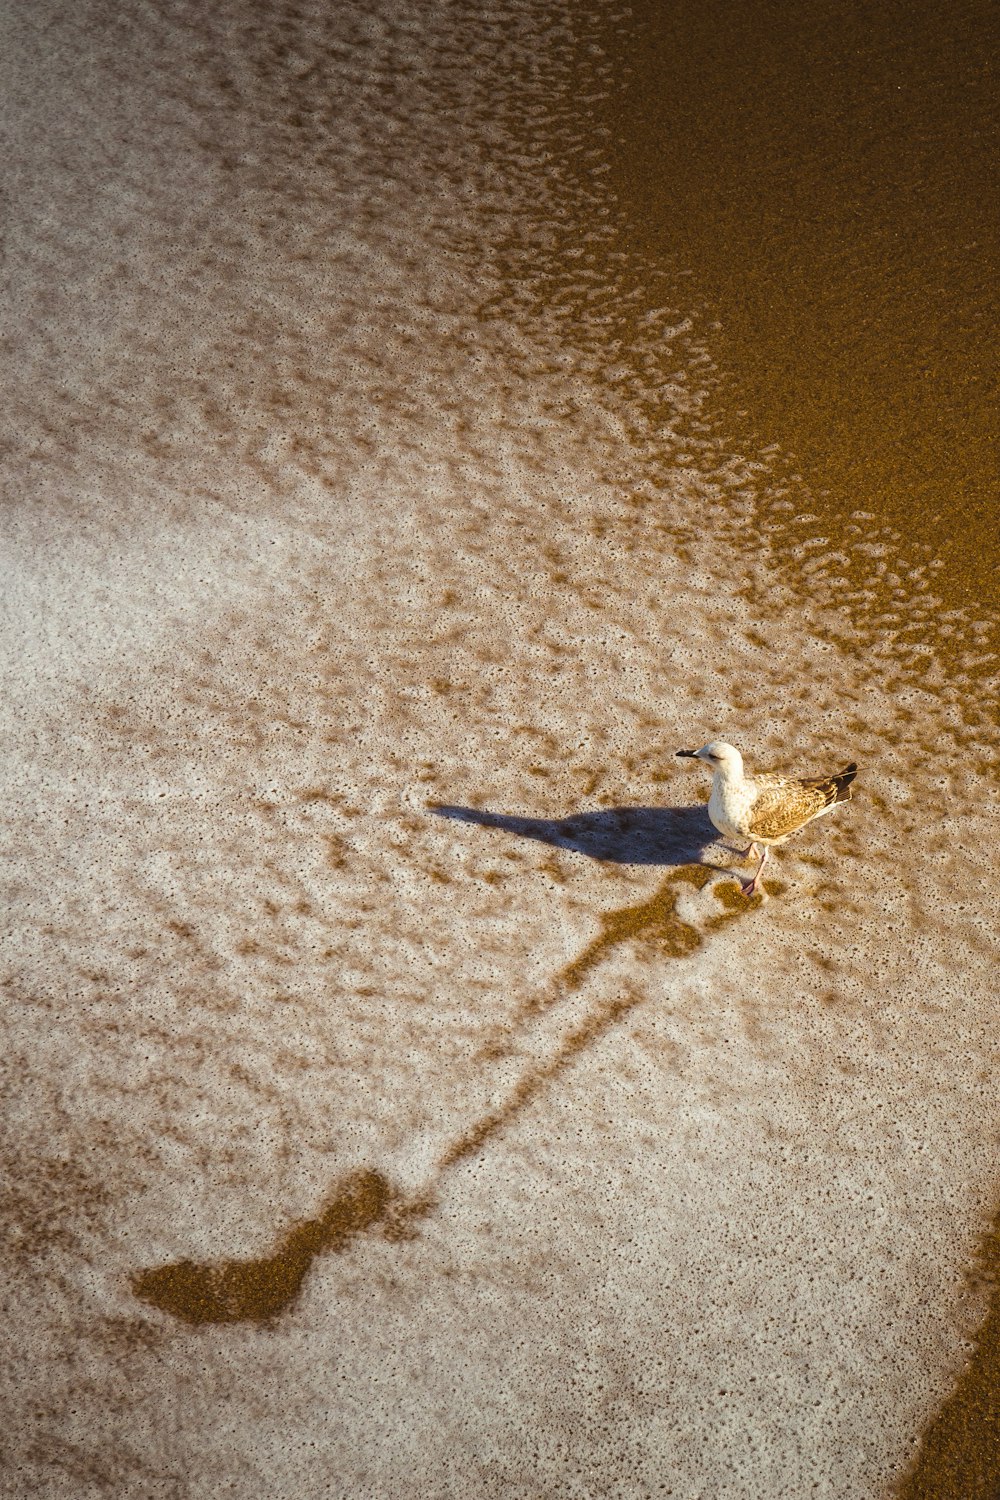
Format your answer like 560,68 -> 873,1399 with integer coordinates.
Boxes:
430,801 -> 728,868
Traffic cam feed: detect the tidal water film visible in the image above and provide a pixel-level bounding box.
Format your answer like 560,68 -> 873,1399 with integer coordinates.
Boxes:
1,1 -> 997,1495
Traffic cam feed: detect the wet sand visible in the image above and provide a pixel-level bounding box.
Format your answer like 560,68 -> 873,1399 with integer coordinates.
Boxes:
2,1 -> 998,1496
607,0 -> 999,659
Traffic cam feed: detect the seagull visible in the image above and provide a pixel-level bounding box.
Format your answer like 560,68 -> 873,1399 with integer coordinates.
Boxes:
676,740 -> 858,896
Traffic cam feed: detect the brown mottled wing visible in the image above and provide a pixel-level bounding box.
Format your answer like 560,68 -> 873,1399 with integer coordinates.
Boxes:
746,765 -> 857,841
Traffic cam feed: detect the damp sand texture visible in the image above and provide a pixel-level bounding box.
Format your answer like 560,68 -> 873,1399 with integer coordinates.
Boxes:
2,1 -> 1000,1497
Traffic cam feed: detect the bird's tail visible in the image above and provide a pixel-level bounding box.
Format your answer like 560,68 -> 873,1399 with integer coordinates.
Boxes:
802,762 -> 858,810
832,763 -> 858,803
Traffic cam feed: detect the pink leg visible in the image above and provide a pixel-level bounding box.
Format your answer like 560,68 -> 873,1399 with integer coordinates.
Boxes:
743,843 -> 768,896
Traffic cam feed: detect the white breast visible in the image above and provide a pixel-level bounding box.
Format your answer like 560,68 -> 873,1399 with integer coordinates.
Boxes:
708,774 -> 755,841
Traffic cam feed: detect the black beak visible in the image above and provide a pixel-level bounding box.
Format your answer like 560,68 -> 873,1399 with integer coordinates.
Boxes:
676,749 -> 697,758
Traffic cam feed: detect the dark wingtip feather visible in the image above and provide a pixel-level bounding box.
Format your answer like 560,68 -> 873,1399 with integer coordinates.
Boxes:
834,762 -> 859,802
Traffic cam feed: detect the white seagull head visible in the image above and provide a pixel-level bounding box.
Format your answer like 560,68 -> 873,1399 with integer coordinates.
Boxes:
676,739 -> 744,776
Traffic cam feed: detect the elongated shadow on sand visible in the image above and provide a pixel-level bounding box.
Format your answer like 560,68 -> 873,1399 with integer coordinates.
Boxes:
430,802 -> 719,868
130,859 -> 776,1327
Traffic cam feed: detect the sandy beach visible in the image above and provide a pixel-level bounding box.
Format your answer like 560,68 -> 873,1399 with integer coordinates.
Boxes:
2,1 -> 997,1495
